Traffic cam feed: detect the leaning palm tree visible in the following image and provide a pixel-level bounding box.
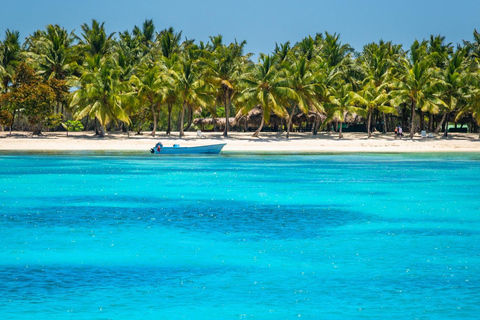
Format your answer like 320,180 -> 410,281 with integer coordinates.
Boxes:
325,83 -> 366,139
70,57 -> 130,137
238,54 -> 295,137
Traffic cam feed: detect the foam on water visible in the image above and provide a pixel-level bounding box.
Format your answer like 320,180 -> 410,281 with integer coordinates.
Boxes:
1,153 -> 479,319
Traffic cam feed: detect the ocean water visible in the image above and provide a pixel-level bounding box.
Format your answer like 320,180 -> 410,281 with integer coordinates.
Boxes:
0,152 -> 479,319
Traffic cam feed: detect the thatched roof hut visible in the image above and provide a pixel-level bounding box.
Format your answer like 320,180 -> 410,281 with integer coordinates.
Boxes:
193,117 -> 236,128
329,112 -> 364,123
235,106 -> 284,127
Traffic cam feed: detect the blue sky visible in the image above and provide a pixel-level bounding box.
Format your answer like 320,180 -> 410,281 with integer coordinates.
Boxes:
1,0 -> 479,57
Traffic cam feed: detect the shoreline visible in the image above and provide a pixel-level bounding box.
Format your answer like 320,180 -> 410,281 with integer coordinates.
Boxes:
1,131 -> 479,154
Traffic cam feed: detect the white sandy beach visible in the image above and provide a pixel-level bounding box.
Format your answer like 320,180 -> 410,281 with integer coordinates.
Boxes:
1,131 -> 479,153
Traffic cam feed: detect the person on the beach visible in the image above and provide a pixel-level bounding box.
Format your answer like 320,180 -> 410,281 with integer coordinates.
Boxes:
394,126 -> 398,139
398,126 -> 403,139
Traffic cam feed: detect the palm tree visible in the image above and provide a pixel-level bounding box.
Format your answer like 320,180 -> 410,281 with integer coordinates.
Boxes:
463,29 -> 480,63
130,64 -> 164,136
392,41 -> 445,138
77,20 -> 115,57
358,41 -> 403,133
351,80 -> 396,137
434,49 -> 470,137
0,29 -> 22,93
155,27 -> 182,134
207,39 -> 251,137
283,56 -> 324,138
238,54 -> 295,137
172,55 -> 212,137
70,57 -> 130,137
133,19 -> 156,53
325,83 -> 366,139
25,25 -> 77,81
321,32 -> 354,69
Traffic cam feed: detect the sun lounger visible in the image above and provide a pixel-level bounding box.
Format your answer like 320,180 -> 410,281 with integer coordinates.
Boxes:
197,130 -> 205,138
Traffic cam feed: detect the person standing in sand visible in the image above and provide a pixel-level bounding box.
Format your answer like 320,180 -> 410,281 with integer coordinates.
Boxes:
394,126 -> 398,139
398,126 -> 403,139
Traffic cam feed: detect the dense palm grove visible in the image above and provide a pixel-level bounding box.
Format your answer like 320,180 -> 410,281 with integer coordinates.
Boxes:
1,19 -> 480,138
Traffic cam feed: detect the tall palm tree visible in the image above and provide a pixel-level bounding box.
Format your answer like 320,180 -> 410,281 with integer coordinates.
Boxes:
392,41 -> 445,138
77,20 -> 115,57
325,83 -> 366,139
0,29 -> 22,93
207,39 -> 251,137
358,41 -> 403,133
172,55 -> 212,137
434,49 -> 470,137
130,64 -> 164,136
351,80 -> 397,137
238,54 -> 295,137
70,57 -> 130,137
284,56 -> 324,138
321,32 -> 354,69
133,19 -> 156,52
25,24 -> 77,81
155,27 -> 182,134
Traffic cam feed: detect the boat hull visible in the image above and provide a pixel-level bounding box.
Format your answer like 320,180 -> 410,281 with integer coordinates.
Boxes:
152,143 -> 226,155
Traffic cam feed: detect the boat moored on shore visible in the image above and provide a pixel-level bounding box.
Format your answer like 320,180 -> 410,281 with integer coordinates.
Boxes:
150,142 -> 226,155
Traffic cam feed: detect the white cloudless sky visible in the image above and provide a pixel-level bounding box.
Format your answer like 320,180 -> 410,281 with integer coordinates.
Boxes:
1,0 -> 479,58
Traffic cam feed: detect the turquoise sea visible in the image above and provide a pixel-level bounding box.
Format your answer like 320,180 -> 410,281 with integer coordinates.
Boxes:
1,153 -> 479,319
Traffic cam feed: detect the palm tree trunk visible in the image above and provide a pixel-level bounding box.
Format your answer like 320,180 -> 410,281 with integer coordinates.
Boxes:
223,92 -> 231,137
9,109 -> 16,135
339,121 -> 343,139
313,114 -> 320,135
286,104 -> 296,139
382,112 -> 387,134
150,103 -> 157,137
367,110 -> 372,138
95,118 -> 99,135
99,124 -> 106,137
410,100 -> 416,139
184,106 -> 193,131
420,111 -> 425,131
443,112 -> 451,138
252,114 -> 265,137
166,103 -> 172,135
179,101 -> 186,137
434,113 -> 447,134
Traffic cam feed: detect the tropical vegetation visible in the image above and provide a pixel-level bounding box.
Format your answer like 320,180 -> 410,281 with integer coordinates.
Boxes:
1,20 -> 480,138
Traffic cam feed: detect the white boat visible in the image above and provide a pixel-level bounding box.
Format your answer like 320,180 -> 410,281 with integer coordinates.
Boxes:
150,142 -> 226,155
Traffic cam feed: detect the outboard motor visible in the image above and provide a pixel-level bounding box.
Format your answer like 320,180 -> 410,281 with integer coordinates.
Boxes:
151,142 -> 163,154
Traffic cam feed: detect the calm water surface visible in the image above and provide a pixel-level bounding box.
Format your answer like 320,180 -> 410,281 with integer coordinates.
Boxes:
0,153 -> 479,319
